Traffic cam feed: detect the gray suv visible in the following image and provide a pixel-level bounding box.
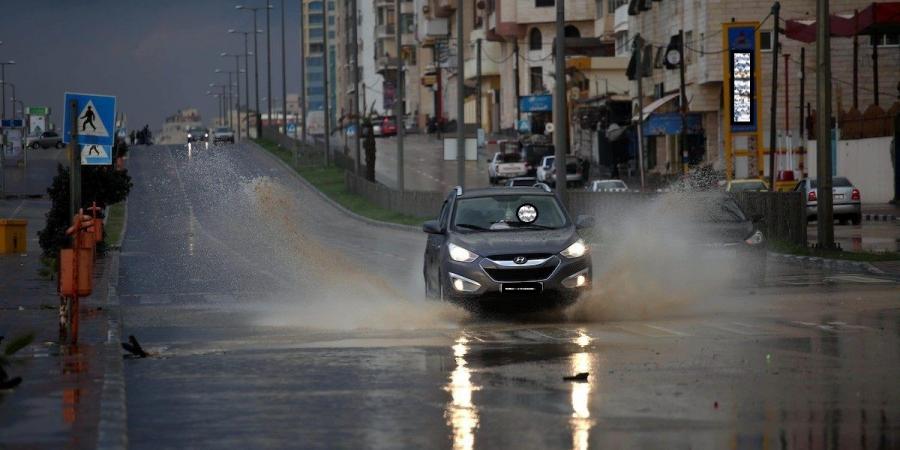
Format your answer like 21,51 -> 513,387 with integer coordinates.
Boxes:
794,177 -> 862,225
422,185 -> 594,310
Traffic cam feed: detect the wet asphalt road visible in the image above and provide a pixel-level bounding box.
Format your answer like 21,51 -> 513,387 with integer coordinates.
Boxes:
118,143 -> 900,450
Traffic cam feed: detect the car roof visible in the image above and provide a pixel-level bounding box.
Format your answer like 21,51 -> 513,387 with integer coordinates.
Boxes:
458,186 -> 554,198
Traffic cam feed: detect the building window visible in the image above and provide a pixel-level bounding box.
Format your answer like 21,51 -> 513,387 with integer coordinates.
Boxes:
759,30 -> 773,52
529,66 -> 543,93
535,0 -> 554,7
309,28 -> 323,38
529,28 -> 542,51
310,43 -> 325,54
872,34 -> 900,47
596,0 -> 603,16
309,14 -> 323,25
564,25 -> 580,38
401,13 -> 415,34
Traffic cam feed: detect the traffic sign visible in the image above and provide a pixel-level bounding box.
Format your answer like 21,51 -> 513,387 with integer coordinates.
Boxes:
27,106 -> 49,116
0,119 -> 24,128
63,93 -> 116,150
287,122 -> 296,135
80,144 -> 112,166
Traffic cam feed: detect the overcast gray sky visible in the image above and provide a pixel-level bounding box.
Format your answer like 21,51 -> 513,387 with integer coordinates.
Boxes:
4,0 -> 300,130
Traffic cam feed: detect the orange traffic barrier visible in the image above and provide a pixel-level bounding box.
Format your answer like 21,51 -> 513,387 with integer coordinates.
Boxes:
59,248 -> 93,297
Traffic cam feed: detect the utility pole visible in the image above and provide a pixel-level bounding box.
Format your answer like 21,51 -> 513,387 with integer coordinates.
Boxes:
633,34 -> 646,190
513,41 -> 520,124
237,7 -> 264,139
266,2 -> 273,134
872,34 -> 880,106
476,38 -> 482,134
815,0 -> 834,248
395,0 -> 405,191
68,100 -> 79,219
281,0 -> 288,135
455,0 -> 465,187
299,0 -> 307,143
0,61 -> 13,120
352,0 -> 361,175
244,35 -> 251,140
234,56 -> 242,140
799,47 -> 805,141
768,1 -> 780,190
323,0 -> 331,165
678,29 -> 688,174
553,0 -> 568,202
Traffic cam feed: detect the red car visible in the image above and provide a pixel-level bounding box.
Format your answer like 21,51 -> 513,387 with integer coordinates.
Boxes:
380,117 -> 398,136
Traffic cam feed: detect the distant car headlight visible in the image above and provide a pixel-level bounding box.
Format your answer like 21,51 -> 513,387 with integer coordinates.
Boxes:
745,230 -> 765,246
561,239 -> 588,258
187,133 -> 192,138
204,133 -> 209,138
448,243 -> 478,263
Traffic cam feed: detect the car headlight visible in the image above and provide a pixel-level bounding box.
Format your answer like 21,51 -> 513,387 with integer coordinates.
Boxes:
745,230 -> 765,245
561,239 -> 588,258
204,133 -> 209,138
187,133 -> 192,138
448,243 -> 478,263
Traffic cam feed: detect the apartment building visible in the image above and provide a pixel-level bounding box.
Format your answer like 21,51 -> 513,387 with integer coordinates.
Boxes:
301,0 -> 339,132
627,0 -> 899,177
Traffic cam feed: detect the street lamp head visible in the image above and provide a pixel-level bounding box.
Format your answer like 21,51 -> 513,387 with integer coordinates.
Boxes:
228,29 -> 237,33
209,83 -> 217,87
214,68 -> 223,73
235,5 -> 245,9
220,52 -> 228,57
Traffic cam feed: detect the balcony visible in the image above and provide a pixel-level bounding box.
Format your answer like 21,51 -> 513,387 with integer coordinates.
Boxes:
614,2 -> 629,33
463,31 -> 501,80
376,55 -> 401,73
376,23 -> 396,39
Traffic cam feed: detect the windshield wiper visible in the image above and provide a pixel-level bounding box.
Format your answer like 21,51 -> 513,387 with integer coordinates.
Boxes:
508,222 -> 556,230
456,223 -> 491,231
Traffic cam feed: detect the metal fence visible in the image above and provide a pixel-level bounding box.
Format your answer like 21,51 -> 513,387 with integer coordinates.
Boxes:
344,171 -> 444,219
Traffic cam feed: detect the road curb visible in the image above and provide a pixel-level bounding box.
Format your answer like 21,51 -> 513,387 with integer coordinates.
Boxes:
768,251 -> 885,275
96,200 -> 129,450
249,141 -> 419,233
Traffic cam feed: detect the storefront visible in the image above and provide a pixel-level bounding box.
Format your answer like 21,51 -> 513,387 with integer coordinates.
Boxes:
518,94 -> 552,135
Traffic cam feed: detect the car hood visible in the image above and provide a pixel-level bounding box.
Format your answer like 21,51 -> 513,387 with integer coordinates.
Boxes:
451,227 -> 577,258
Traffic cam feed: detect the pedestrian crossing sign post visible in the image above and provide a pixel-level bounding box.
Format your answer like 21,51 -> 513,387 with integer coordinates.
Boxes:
63,92 -> 116,165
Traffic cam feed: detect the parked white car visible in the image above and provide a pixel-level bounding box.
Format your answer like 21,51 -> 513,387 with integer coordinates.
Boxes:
588,179 -> 629,192
536,156 -> 555,184
488,152 -> 529,185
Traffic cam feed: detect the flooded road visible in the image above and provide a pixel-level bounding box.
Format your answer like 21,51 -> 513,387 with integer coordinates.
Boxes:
118,143 -> 900,449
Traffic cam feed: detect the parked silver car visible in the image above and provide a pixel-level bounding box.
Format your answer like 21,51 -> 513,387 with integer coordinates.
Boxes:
588,179 -> 629,192
794,177 -> 862,225
28,131 -> 64,149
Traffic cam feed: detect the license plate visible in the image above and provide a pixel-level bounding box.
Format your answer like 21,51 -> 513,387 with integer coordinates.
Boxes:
500,282 -> 543,294
834,194 -> 844,200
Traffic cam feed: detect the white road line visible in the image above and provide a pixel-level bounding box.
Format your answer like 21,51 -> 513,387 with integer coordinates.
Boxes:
644,324 -> 689,337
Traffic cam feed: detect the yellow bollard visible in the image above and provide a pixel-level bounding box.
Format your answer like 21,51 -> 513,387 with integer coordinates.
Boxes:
0,219 -> 28,254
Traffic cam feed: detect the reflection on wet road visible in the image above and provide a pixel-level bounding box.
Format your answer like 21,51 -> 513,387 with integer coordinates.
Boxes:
118,144 -> 900,449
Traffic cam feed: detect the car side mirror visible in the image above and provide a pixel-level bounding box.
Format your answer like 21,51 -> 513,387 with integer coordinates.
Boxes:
575,215 -> 595,229
422,220 -> 443,234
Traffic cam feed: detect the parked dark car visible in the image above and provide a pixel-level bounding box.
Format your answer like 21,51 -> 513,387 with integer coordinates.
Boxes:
422,185 -> 594,310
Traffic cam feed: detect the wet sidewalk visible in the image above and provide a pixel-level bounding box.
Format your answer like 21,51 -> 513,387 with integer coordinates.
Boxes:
0,198 -> 120,449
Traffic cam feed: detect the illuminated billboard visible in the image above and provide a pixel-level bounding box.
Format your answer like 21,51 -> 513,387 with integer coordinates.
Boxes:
726,25 -> 758,132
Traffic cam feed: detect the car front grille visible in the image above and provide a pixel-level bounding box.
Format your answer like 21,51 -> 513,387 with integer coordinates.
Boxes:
486,253 -> 553,261
484,266 -> 557,282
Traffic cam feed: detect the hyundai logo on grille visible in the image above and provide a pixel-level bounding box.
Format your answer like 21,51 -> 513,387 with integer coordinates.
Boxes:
514,256 -> 528,265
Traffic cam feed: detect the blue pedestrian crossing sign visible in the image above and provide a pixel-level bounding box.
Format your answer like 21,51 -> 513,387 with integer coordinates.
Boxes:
63,93 -> 116,165
80,144 -> 112,165
287,122 -> 296,135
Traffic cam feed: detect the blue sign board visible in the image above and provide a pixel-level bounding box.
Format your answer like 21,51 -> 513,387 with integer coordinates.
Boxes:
642,113 -> 703,137
517,119 -> 531,134
63,92 -> 116,165
287,122 -> 297,135
727,26 -> 757,133
519,95 -> 552,113
0,119 -> 24,128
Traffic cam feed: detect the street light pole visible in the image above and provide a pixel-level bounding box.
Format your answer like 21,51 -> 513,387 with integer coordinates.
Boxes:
395,0 -> 405,191
299,0 -> 307,143
352,0 -> 361,175
0,61 -> 15,120
455,0 -> 464,187
266,2 -> 273,135
237,6 -> 264,139
552,0 -> 568,203
815,0 -> 834,248
281,0 -> 288,135
323,0 -> 331,165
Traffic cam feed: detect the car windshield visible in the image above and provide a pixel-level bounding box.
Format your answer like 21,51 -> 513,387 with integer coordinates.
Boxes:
497,153 -> 522,163
215,127 -> 231,133
509,178 -> 536,186
452,194 -> 567,231
730,181 -> 766,191
810,177 -> 851,188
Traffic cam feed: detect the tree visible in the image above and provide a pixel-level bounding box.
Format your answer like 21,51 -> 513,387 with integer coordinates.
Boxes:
38,141 -> 133,259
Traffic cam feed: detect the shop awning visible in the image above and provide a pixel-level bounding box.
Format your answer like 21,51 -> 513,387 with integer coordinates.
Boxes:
631,92 -> 679,122
784,2 -> 900,43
